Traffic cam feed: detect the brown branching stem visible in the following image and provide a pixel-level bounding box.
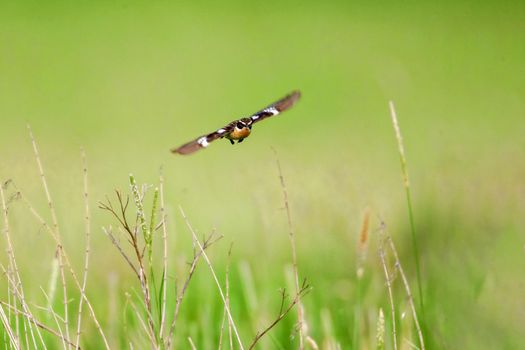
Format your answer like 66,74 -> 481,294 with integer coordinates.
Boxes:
98,191 -> 156,345
248,279 -> 311,350
166,232 -> 222,349
179,207 -> 245,350
273,149 -> 306,348
0,301 -> 78,349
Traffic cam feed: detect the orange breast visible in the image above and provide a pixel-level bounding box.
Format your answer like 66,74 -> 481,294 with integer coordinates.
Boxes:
228,127 -> 251,140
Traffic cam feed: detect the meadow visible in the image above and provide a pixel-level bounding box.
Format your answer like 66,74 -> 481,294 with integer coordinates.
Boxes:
1,1 -> 524,349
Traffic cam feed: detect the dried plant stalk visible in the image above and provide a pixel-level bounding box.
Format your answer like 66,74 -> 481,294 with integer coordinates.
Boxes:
274,151 -> 307,349
248,280 -> 311,350
75,148 -> 91,349
378,240 -> 397,350
179,207 -> 244,350
26,127 -> 109,348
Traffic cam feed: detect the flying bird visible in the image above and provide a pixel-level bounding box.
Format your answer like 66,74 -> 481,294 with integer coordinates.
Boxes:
171,90 -> 301,155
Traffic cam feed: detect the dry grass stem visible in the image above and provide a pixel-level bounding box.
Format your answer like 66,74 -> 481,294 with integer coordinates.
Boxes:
98,190 -> 156,339
158,171 -> 169,343
179,207 -> 245,350
380,222 -> 425,350
274,151 -> 306,349
377,308 -> 385,350
1,182 -> 21,348
125,293 -> 157,346
218,243 -> 234,350
20,193 -> 109,347
305,336 -> 320,350
378,237 -> 397,350
75,148 -> 91,349
28,125 -> 71,343
0,180 -> 43,347
0,302 -> 19,349
39,288 -> 68,349
188,336 -> 197,350
166,228 -> 222,349
1,264 -> 47,349
25,128 -> 109,348
102,227 -> 140,278
0,301 -> 78,349
247,279 -> 311,350
57,250 -> 69,347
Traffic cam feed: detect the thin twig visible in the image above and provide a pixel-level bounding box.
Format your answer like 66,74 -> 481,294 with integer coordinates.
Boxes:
125,293 -> 157,346
26,128 -> 109,348
102,227 -> 140,278
57,249 -> 70,348
248,280 -> 311,350
305,336 -> 320,350
0,303 -> 19,349
179,207 -> 244,350
218,243 -> 233,350
0,301 -> 80,349
75,148 -> 91,349
166,232 -> 223,349
2,181 -> 21,348
188,336 -> 197,350
0,263 -> 47,350
39,288 -> 67,350
99,191 -> 155,341
28,125 -> 71,344
381,223 -> 425,350
99,193 -> 152,301
158,170 -> 169,344
274,149 -> 306,348
0,180 -> 42,348
378,235 -> 397,350
376,308 -> 385,350
17,189 -> 109,349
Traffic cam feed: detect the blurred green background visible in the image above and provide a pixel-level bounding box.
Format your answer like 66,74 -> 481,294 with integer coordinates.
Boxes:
1,1 -> 524,349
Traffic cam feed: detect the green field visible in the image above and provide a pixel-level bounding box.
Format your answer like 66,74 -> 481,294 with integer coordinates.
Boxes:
1,1 -> 524,349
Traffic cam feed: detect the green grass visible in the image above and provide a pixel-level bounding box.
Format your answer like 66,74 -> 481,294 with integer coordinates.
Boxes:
1,1 -> 525,349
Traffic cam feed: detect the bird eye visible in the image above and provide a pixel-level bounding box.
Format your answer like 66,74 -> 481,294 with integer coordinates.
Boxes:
236,122 -> 244,129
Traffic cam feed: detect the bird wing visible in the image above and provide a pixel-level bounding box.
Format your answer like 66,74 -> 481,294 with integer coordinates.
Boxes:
170,123 -> 235,155
171,90 -> 301,155
249,90 -> 301,124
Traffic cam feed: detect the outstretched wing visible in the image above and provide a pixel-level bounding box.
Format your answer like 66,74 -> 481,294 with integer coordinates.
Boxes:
171,90 -> 301,155
249,90 -> 301,124
170,123 -> 235,155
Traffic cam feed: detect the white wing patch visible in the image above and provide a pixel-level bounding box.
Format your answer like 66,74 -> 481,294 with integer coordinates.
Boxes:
217,128 -> 226,134
252,107 -> 279,122
197,137 -> 209,148
264,107 -> 279,115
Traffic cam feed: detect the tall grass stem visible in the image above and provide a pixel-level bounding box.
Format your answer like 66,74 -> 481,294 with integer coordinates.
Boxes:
388,102 -> 424,314
274,150 -> 306,349
179,207 -> 244,350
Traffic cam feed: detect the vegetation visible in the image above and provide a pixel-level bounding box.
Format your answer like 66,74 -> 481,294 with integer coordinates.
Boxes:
1,2 -> 524,349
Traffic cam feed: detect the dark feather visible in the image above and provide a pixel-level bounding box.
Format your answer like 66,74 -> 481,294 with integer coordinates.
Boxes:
171,90 -> 301,155
250,90 -> 301,124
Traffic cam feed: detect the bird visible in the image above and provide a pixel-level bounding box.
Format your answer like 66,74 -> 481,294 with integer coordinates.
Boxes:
171,90 -> 301,155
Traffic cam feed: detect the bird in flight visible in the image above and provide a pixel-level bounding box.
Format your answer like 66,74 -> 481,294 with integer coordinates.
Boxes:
171,90 -> 301,155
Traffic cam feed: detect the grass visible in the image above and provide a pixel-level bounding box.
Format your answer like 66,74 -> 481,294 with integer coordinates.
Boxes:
388,101 -> 423,314
0,126 -> 425,349
1,2 -> 525,348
